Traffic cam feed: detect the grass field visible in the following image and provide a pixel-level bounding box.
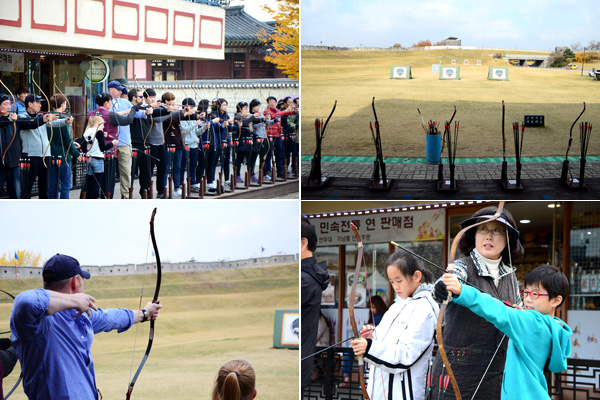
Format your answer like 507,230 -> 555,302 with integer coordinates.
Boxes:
0,263 -> 299,400
301,49 -> 600,158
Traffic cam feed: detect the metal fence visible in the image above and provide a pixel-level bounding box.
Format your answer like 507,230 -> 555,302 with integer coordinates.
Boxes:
303,346 -> 600,400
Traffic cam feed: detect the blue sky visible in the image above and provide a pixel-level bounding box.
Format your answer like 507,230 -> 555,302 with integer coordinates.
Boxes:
0,201 -> 299,266
301,0 -> 600,50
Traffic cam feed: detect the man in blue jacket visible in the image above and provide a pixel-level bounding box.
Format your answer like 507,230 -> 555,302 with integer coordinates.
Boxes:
10,254 -> 162,399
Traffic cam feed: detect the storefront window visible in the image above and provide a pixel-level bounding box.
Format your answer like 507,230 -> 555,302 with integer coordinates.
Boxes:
569,203 -> 600,311
53,60 -> 89,137
314,246 -> 339,309
391,241 -> 444,284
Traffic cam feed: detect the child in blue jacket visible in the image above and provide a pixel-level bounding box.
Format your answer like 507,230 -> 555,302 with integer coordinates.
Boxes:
441,264 -> 572,400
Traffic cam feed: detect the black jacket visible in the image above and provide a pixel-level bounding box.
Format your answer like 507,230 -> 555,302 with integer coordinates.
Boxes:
301,256 -> 330,389
0,115 -> 44,168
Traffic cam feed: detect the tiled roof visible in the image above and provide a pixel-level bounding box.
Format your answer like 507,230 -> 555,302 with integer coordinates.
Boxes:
225,5 -> 273,45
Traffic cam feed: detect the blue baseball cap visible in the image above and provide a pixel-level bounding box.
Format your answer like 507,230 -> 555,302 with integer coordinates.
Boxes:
42,254 -> 91,282
108,80 -> 126,91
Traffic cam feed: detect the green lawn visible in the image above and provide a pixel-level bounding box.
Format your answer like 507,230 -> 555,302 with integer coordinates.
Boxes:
301,49 -> 600,158
0,264 -> 299,400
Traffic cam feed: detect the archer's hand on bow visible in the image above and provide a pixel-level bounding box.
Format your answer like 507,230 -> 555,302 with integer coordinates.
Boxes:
350,338 -> 368,357
44,113 -> 58,123
65,116 -> 74,124
442,273 -> 462,297
8,113 -> 17,121
137,301 -> 163,324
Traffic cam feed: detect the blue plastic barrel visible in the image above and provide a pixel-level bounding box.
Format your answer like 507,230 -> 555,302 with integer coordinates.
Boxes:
426,133 -> 442,164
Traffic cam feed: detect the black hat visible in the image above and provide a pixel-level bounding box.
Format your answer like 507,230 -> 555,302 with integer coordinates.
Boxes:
0,93 -> 11,105
460,214 -> 520,247
42,254 -> 91,282
24,94 -> 44,107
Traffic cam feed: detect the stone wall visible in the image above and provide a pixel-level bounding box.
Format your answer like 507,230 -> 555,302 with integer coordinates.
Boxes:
0,254 -> 298,279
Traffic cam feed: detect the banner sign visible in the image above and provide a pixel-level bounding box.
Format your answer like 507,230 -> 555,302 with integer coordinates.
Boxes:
0,52 -> 24,72
314,208 -> 445,245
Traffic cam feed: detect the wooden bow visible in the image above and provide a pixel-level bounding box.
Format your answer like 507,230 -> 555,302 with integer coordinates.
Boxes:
126,208 -> 162,399
0,289 -> 23,399
349,223 -> 370,400
31,76 -> 52,169
436,201 -> 505,400
0,79 -> 18,167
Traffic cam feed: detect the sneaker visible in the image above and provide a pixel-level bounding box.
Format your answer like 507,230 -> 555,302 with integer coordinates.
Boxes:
264,174 -> 271,181
236,176 -> 243,183
207,182 -> 216,190
251,176 -> 258,183
225,180 -> 231,186
191,184 -> 200,192
174,188 -> 182,197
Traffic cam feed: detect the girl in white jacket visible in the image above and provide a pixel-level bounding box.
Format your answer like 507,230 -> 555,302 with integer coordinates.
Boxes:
351,252 -> 439,400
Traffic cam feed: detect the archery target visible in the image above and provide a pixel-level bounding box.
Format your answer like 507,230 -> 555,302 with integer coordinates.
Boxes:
488,67 -> 509,80
390,65 -> 412,79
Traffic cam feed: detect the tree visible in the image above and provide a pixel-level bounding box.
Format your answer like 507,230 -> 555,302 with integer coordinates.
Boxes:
0,250 -> 44,267
563,48 -> 576,59
412,40 -> 432,48
259,0 -> 299,80
571,42 -> 582,52
392,43 -> 403,48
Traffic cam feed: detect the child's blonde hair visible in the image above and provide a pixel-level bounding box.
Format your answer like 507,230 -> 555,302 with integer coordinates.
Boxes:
87,115 -> 104,130
212,359 -> 256,400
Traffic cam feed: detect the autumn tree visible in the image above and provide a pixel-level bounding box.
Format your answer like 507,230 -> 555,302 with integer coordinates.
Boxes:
0,250 -> 44,267
412,40 -> 432,48
259,0 -> 299,80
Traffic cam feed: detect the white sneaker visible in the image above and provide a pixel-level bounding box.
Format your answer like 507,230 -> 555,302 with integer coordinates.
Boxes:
225,180 -> 231,186
264,174 -> 271,180
207,182 -> 216,189
174,188 -> 182,197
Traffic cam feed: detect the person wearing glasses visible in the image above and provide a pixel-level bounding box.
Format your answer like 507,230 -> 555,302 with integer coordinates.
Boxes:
441,264 -> 571,400
431,206 -> 523,400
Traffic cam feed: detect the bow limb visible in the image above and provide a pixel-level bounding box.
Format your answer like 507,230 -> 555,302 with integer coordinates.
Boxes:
0,79 -> 18,167
1,289 -> 23,399
349,223 -> 370,400
53,76 -> 75,163
126,208 -> 161,399
436,201 -> 505,400
31,77 -> 52,169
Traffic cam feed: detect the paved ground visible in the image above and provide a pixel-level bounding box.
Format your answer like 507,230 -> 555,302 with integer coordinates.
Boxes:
301,159 -> 600,181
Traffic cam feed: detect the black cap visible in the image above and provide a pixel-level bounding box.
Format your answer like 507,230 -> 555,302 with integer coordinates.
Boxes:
42,254 -> 91,282
0,93 -> 11,105
24,94 -> 44,107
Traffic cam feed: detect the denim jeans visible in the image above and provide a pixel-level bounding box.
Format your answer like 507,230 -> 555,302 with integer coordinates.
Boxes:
180,147 -> 199,185
49,160 -> 72,199
0,166 -> 20,198
87,158 -> 104,174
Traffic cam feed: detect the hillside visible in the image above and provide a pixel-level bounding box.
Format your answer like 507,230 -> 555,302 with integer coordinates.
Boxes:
301,49 -> 600,159
0,264 -> 299,400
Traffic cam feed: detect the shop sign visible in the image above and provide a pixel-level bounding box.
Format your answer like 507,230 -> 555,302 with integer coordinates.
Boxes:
0,52 -> 24,73
86,58 -> 110,83
314,208 -> 445,246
